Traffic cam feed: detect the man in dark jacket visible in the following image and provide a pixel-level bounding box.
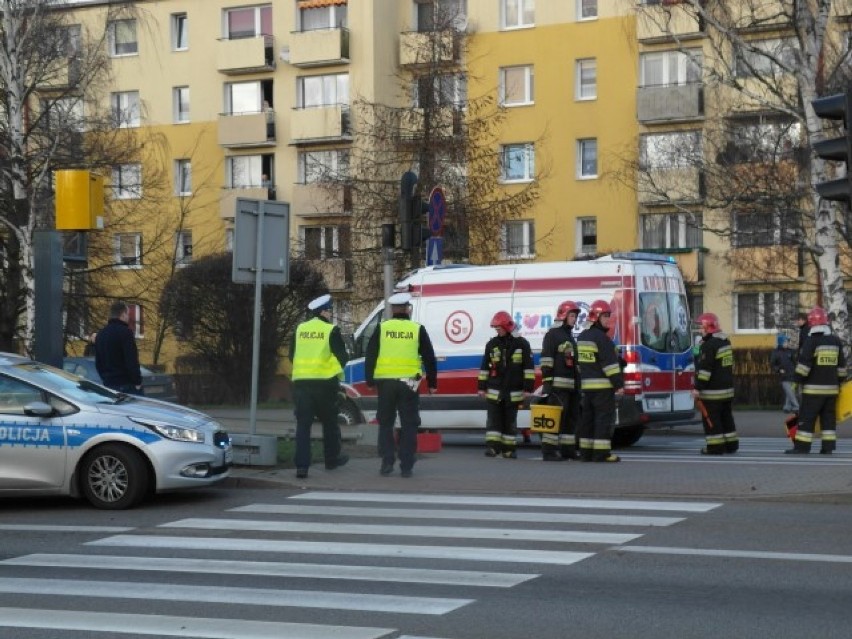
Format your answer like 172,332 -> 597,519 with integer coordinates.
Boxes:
769,334 -> 798,413
787,306 -> 847,455
692,312 -> 738,455
95,301 -> 142,395
478,311 -> 534,459
577,300 -> 624,462
539,300 -> 581,461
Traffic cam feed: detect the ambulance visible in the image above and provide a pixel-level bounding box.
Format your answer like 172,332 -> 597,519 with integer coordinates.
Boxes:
341,252 -> 696,447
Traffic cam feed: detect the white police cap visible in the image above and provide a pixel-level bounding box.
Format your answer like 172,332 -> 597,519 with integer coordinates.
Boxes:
388,292 -> 412,305
308,294 -> 332,312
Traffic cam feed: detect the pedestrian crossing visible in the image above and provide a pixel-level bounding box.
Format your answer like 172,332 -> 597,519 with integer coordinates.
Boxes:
0,491 -> 722,639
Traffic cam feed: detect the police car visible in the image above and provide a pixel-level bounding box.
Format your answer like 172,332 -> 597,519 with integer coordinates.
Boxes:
0,353 -> 232,509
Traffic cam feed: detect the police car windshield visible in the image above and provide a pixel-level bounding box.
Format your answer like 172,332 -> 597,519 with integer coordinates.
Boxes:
10,363 -> 119,403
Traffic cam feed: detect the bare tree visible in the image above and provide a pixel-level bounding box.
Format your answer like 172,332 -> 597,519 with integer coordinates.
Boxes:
622,0 -> 850,350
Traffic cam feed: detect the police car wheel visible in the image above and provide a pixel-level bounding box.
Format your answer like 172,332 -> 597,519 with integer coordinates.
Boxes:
338,401 -> 360,427
80,444 -> 149,510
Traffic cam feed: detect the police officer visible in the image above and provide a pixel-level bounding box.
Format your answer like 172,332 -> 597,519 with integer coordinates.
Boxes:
576,300 -> 623,462
478,311 -> 534,459
289,294 -> 349,479
691,312 -> 738,455
787,306 -> 847,455
539,300 -> 581,461
365,292 -> 437,478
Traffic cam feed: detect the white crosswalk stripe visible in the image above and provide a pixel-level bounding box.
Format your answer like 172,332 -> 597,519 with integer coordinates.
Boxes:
0,491 -> 720,638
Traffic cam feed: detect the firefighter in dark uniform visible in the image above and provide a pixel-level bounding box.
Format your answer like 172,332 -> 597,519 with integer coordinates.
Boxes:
577,300 -> 624,462
478,311 -> 534,459
539,300 -> 582,461
365,292 -> 438,478
787,306 -> 847,455
289,294 -> 349,479
691,312 -> 738,455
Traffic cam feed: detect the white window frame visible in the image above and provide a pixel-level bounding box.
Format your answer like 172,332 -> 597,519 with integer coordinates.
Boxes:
224,4 -> 272,39
175,230 -> 193,266
501,220 -> 535,259
225,228 -> 234,253
114,233 -> 142,269
225,81 -> 262,115
499,65 -> 534,107
297,73 -> 350,108
298,150 -> 349,184
735,38 -> 799,78
501,0 -> 535,30
639,131 -> 702,169
575,58 -> 596,100
111,91 -> 140,128
226,155 -> 263,188
127,303 -> 144,338
578,0 -> 597,21
640,213 -> 703,250
175,159 -> 192,196
500,143 -> 535,183
172,13 -> 188,50
173,86 -> 190,123
111,164 -> 142,200
576,217 -> 597,256
735,291 -> 800,333
109,19 -> 138,57
300,225 -> 341,260
640,49 -> 702,88
299,3 -> 347,31
414,73 -> 468,108
577,138 -> 598,179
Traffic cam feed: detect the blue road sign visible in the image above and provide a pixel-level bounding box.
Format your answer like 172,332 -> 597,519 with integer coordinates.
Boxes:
426,236 -> 443,266
428,187 -> 446,237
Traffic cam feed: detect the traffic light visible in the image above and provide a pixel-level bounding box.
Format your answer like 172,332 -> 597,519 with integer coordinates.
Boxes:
399,171 -> 418,250
812,91 -> 852,202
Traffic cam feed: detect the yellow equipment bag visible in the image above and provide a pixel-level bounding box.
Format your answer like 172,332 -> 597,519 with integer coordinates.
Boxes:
837,380 -> 852,424
530,403 -> 561,434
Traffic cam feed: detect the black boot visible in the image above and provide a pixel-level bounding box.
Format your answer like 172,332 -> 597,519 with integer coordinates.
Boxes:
560,446 -> 579,460
542,447 -> 561,462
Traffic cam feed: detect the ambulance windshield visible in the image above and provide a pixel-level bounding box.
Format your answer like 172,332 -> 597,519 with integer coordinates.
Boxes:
639,292 -> 691,353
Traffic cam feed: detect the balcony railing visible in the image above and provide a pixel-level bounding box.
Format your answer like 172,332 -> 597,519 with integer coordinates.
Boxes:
289,28 -> 350,68
218,111 -> 276,148
292,183 -> 351,217
637,83 -> 704,123
312,257 -> 353,291
637,3 -> 704,42
217,35 -> 275,74
399,30 -> 459,66
638,167 -> 704,205
219,186 -> 272,219
730,246 -> 801,283
290,105 -> 351,144
37,57 -> 82,90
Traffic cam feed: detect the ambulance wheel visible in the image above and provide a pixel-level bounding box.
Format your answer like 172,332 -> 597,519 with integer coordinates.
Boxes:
338,400 -> 361,427
612,426 -> 644,449
80,444 -> 149,510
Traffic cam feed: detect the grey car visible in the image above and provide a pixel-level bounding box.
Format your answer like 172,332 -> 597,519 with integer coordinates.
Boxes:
0,353 -> 232,509
63,356 -> 179,403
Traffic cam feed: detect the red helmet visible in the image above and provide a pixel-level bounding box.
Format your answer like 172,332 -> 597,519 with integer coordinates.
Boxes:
808,306 -> 828,327
696,312 -> 721,333
555,300 -> 581,321
587,300 -> 612,324
490,310 -> 515,332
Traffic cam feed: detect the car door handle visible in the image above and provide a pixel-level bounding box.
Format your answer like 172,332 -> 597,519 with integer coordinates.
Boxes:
67,429 -> 80,436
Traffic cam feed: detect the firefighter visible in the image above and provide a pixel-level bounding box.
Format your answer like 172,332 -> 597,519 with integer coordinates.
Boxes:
539,300 -> 581,461
289,294 -> 349,479
478,311 -> 534,458
786,306 -> 847,455
691,312 -> 738,455
365,292 -> 438,478
576,300 -> 624,462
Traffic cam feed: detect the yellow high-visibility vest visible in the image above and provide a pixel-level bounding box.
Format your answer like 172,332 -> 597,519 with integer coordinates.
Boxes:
291,317 -> 343,380
373,318 -> 421,379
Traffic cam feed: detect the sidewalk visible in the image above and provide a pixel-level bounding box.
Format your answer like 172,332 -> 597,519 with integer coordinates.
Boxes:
205,407 -> 852,501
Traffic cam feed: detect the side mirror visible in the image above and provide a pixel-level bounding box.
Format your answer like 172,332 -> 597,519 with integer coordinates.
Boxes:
23,401 -> 55,417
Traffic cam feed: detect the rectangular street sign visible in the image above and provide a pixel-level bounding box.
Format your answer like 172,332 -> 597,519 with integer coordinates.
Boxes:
426,236 -> 443,266
233,198 -> 290,285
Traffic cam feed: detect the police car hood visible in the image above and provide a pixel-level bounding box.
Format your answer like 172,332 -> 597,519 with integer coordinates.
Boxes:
94,398 -> 221,430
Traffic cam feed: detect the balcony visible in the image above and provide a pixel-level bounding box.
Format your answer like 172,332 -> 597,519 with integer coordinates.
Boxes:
399,30 -> 459,67
396,107 -> 463,143
292,183 -> 351,217
217,35 -> 275,75
837,0 -> 852,21
37,58 -> 81,91
290,105 -> 351,145
218,111 -> 276,148
729,246 -> 801,283
728,0 -> 793,32
289,28 -> 350,68
718,75 -> 800,114
219,186 -> 272,219
637,3 -> 704,43
638,167 -> 704,205
313,257 -> 353,292
637,83 -> 704,123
